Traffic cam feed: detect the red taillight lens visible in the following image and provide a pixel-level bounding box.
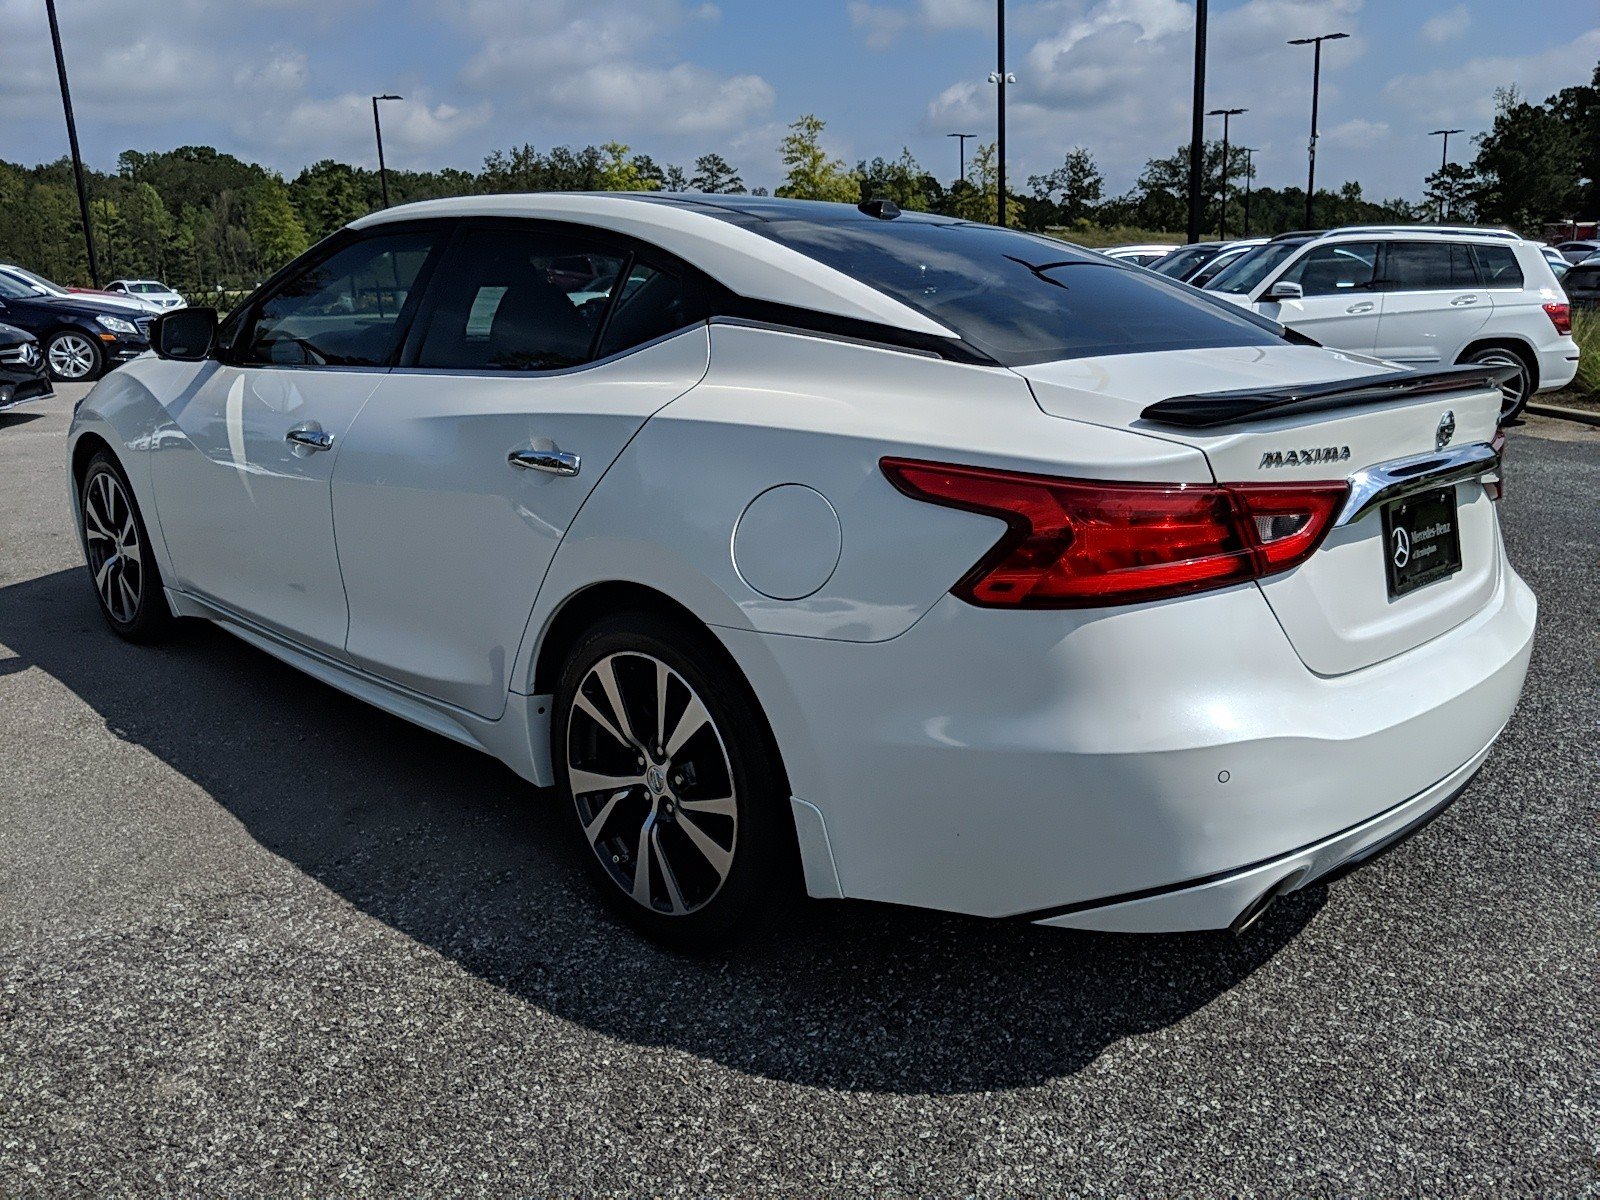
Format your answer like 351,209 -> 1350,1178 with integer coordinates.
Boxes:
881,458 -> 1348,608
1544,301 -> 1572,334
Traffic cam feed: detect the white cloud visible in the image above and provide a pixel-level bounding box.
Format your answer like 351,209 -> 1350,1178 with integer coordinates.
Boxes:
1381,26 -> 1600,125
453,0 -> 774,136
1420,5 -> 1471,44
849,0 -> 989,48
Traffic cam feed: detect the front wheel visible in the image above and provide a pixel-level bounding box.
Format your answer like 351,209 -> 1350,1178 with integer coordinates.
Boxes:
79,452 -> 173,642
1462,346 -> 1532,421
554,611 -> 797,952
47,331 -> 103,383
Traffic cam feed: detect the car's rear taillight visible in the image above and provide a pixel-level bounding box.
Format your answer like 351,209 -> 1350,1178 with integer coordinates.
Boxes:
1544,301 -> 1572,334
881,458 -> 1348,608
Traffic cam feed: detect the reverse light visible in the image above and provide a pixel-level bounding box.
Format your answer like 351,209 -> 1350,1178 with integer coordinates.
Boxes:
880,458 -> 1348,608
1543,302 -> 1572,335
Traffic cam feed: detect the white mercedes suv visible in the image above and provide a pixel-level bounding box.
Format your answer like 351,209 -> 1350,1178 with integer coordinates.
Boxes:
1204,226 -> 1578,419
67,194 -> 1536,949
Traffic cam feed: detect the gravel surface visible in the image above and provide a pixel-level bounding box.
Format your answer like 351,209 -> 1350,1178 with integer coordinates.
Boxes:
2,386 -> 1596,1194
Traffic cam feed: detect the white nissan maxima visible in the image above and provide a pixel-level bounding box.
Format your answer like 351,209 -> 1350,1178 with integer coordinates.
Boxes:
68,194 -> 1535,949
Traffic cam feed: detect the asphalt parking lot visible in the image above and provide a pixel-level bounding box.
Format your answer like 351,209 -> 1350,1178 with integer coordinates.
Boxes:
2,383 -> 1596,1193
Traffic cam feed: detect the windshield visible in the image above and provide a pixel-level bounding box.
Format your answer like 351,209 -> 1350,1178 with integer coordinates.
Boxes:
0,273 -> 44,300
1151,245 -> 1215,279
130,282 -> 169,294
4,267 -> 66,296
1204,241 -> 1306,294
708,208 -> 1281,365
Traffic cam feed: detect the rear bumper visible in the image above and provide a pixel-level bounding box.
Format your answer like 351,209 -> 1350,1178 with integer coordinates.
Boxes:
0,367 -> 52,410
1535,341 -> 1579,392
1030,746 -> 1486,932
720,564 -> 1536,924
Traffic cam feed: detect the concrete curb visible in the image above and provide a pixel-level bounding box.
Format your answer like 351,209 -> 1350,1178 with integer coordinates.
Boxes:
1526,401 -> 1600,427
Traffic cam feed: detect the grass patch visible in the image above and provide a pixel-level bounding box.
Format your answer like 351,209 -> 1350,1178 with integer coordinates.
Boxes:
1045,223 -> 1185,249
1568,307 -> 1599,397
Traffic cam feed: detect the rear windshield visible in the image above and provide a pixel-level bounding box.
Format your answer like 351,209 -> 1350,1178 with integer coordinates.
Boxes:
1151,245 -> 1216,278
1204,241 -> 1306,294
713,212 -> 1282,365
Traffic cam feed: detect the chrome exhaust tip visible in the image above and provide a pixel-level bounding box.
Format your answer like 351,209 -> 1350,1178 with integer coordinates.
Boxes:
1229,869 -> 1308,935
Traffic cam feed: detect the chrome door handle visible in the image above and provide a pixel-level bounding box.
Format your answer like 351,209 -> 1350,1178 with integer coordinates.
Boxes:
285,428 -> 334,451
1345,301 -> 1375,314
1451,295 -> 1479,306
509,447 -> 581,477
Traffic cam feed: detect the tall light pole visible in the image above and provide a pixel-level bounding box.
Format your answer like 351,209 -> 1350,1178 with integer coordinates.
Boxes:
1186,0 -> 1209,244
987,1 -> 1016,225
1240,147 -> 1255,236
947,132 -> 977,184
372,94 -> 402,209
1430,128 -> 1464,221
44,0 -> 100,287
1207,107 -> 1245,239
1288,31 -> 1348,229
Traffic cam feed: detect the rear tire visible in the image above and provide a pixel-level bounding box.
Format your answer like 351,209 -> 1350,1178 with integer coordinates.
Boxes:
1460,344 -> 1533,422
554,610 -> 798,952
79,452 -> 174,643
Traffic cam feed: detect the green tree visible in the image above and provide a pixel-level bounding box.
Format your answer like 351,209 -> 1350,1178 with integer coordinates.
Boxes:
1025,147 -> 1105,230
597,142 -> 660,192
690,152 -> 744,194
948,142 -> 1020,226
1473,78 -> 1592,231
774,115 -> 860,203
118,182 -> 175,280
856,148 -> 938,211
248,176 -> 310,273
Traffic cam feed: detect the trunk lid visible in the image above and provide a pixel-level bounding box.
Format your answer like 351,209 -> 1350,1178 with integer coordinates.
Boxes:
1016,345 -> 1505,675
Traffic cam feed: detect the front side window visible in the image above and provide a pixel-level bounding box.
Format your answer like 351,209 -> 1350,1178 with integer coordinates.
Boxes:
416,228 -> 625,371
1279,242 -> 1379,296
240,231 -> 437,367
1381,242 -> 1477,291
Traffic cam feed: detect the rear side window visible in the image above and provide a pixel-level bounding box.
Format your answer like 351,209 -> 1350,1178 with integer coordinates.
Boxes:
594,264 -> 701,359
1279,242 -> 1379,296
1382,242 -> 1478,291
417,228 -> 625,371
242,231 -> 437,367
1472,244 -> 1525,289
712,214 -> 1280,365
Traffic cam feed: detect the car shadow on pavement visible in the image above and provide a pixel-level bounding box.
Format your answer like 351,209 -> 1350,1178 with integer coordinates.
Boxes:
0,567 -> 1324,1095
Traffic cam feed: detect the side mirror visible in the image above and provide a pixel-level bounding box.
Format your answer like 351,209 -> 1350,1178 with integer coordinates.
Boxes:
1266,280 -> 1303,302
152,307 -> 217,361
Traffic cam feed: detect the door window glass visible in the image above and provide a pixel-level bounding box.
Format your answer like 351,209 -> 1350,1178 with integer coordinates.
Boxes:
594,264 -> 703,359
1471,244 -> 1525,288
416,228 -> 625,371
1279,242 -> 1379,296
242,232 -> 436,367
1382,242 -> 1479,291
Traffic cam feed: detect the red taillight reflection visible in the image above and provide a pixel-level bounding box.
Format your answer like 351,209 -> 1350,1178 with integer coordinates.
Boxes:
1544,302 -> 1572,335
881,458 -> 1348,608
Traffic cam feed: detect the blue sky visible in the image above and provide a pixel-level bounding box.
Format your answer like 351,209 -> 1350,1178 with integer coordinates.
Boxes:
1,0 -> 1595,203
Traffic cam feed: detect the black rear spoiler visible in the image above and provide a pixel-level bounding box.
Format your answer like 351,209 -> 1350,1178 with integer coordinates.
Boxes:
1139,364 -> 1517,429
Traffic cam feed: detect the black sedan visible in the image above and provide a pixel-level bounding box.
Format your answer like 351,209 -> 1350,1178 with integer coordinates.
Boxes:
0,272 -> 150,382
0,321 -> 52,411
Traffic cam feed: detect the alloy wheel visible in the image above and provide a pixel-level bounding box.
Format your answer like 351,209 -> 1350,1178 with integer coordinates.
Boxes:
49,333 -> 98,381
1472,350 -> 1530,418
566,652 -> 738,917
83,471 -> 143,623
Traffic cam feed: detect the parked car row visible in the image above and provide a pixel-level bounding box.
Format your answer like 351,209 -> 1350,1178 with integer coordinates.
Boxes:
0,266 -> 172,383
1105,225 -> 1578,418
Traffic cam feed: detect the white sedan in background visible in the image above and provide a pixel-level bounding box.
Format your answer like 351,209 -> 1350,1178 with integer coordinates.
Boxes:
1101,242 -> 1177,268
105,280 -> 186,310
67,194 -> 1534,950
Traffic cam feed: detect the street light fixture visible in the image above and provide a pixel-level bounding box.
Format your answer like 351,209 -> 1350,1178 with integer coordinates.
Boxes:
1207,107 -> 1246,239
947,132 -> 978,184
1430,128 -> 1464,221
1288,31 -> 1348,228
44,0 -> 100,287
372,94 -> 403,209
